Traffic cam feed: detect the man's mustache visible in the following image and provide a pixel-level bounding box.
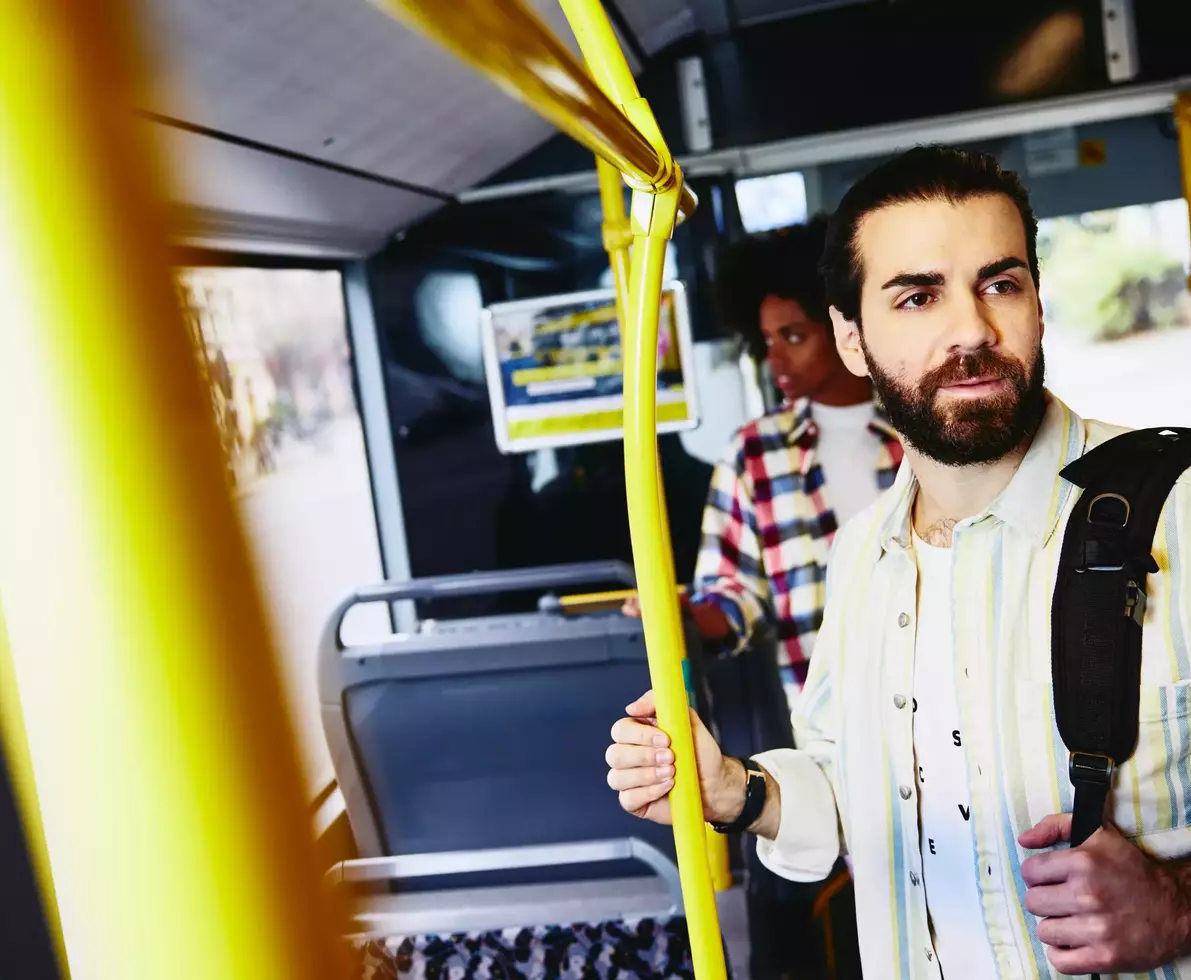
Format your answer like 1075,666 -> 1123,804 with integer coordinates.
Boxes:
921,348 -> 1023,396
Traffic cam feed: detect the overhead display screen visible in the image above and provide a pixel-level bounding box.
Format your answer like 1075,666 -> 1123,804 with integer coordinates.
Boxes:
480,280 -> 700,454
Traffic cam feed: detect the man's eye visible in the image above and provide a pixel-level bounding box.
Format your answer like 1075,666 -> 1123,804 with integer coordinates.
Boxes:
986,280 -> 1019,296
899,292 -> 933,310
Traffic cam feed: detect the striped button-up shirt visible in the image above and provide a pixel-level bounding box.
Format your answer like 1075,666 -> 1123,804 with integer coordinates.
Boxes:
754,394 -> 1191,979
691,399 -> 903,694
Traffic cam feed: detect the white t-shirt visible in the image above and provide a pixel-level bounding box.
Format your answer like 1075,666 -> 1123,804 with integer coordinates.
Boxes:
811,401 -> 881,527
912,531 -> 998,978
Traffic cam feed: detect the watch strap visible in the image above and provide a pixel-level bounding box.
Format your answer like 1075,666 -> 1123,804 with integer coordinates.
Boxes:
710,757 -> 766,834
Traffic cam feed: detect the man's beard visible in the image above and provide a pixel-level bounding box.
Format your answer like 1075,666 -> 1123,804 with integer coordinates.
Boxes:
863,340 -> 1047,467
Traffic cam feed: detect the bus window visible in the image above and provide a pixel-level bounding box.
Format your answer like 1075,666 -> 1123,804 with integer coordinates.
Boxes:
177,266 -> 389,795
734,171 -> 809,233
1038,199 -> 1191,429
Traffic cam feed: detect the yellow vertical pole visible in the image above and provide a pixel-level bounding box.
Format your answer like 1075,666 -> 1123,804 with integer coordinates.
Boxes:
558,0 -> 642,107
622,182 -> 726,980
573,0 -> 733,904
1176,93 -> 1191,290
597,159 -> 634,327
0,2 -> 345,978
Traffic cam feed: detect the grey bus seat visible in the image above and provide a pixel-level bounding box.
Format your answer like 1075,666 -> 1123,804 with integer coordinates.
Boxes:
318,562 -> 719,940
319,562 -> 691,862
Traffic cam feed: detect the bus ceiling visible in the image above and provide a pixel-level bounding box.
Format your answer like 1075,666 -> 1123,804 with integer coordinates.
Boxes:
136,0 -> 1191,257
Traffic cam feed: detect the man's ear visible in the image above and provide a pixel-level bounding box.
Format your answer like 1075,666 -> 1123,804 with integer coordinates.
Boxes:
830,307 -> 869,379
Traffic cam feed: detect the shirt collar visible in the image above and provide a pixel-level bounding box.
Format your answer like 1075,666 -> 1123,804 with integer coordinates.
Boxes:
876,393 -> 1087,555
786,397 -> 897,448
787,398 -> 816,446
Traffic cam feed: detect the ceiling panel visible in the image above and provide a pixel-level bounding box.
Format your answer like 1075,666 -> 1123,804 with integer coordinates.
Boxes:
136,0 -> 595,198
149,121 -> 443,255
134,0 -> 712,240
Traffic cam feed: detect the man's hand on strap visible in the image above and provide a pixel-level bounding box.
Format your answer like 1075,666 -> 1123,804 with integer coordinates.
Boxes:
1019,813 -> 1191,974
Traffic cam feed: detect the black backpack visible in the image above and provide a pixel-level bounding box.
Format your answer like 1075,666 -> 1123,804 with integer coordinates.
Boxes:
1052,426 -> 1191,854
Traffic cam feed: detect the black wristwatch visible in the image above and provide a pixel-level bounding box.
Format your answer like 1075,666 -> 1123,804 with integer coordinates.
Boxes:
710,757 -> 767,834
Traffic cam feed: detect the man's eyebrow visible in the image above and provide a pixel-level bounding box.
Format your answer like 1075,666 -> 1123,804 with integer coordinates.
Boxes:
977,256 -> 1029,280
879,257 -> 1029,291
880,271 -> 945,291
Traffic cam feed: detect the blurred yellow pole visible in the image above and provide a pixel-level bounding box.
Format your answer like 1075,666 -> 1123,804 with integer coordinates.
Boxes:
1177,93 -> 1191,290
0,2 -> 345,978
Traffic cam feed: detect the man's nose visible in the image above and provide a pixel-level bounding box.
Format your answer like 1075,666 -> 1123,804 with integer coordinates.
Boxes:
946,292 -> 999,352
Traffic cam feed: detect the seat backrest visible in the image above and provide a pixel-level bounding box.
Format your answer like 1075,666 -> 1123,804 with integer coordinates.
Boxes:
319,566 -> 682,868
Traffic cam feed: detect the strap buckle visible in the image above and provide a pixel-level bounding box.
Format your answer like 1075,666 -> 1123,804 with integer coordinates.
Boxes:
1124,579 -> 1147,625
1069,752 -> 1114,787
1080,538 -> 1125,571
1076,541 -> 1154,625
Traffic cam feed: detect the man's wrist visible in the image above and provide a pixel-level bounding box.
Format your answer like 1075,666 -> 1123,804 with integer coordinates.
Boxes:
709,756 -> 748,825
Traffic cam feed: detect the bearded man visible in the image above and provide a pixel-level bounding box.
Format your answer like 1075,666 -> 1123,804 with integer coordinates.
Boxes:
605,145 -> 1191,979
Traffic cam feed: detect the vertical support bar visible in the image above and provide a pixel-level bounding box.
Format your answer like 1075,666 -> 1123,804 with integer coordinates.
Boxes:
577,0 -> 733,906
597,159 -> 633,327
624,184 -> 727,980
0,2 -> 346,977
343,262 -> 417,633
1177,94 -> 1191,291
558,0 -> 641,108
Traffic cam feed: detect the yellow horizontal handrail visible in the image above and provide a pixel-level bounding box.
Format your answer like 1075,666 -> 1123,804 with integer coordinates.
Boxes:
372,0 -> 696,219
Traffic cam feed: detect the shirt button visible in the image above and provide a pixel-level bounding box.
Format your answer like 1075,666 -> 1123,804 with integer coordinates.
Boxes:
893,694 -> 907,709
926,949 -> 934,962
910,871 -> 920,886
899,784 -> 912,800
898,612 -> 911,628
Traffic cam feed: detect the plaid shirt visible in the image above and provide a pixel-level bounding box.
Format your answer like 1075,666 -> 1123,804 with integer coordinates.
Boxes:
691,398 -> 903,697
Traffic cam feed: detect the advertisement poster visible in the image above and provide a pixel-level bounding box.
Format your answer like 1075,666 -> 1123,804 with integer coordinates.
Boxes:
481,281 -> 699,453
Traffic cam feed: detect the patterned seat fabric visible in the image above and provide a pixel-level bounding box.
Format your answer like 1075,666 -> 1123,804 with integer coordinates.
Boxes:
349,917 -> 695,980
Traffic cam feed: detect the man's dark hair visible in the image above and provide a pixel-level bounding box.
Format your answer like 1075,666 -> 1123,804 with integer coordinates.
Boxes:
819,144 -> 1040,324
713,214 -> 830,364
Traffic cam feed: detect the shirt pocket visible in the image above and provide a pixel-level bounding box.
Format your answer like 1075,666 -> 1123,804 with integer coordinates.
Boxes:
1113,681 -> 1191,838
1008,679 -> 1191,841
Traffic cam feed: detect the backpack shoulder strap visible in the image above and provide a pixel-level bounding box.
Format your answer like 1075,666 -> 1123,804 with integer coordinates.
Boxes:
1052,427 -> 1191,847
